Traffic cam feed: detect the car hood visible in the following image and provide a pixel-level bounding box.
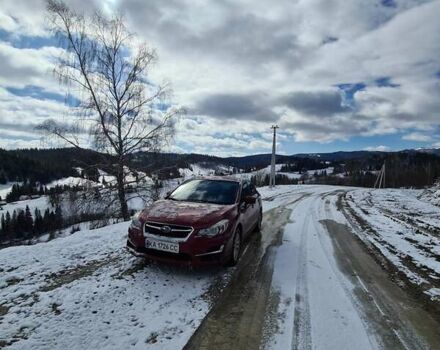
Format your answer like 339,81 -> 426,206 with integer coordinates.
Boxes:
141,199 -> 236,227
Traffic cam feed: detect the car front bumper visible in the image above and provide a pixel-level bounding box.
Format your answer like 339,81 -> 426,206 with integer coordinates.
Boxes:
126,228 -> 232,266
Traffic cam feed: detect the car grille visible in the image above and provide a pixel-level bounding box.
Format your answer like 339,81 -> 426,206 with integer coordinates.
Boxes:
144,221 -> 193,239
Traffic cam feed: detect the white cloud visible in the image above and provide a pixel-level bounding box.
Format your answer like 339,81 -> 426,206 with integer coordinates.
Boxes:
402,132 -> 433,142
0,0 -> 48,37
364,145 -> 391,152
1,0 -> 440,155
0,42 -> 66,94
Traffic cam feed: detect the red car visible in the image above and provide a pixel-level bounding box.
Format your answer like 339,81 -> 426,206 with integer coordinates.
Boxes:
126,177 -> 262,266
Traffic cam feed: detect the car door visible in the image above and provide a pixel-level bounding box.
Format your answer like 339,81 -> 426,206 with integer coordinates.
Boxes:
239,181 -> 255,236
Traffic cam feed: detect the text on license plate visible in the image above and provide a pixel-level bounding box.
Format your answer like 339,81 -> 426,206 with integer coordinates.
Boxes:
145,238 -> 179,253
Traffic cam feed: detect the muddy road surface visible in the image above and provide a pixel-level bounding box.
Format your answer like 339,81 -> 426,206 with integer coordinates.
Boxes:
184,194 -> 308,350
184,187 -> 440,350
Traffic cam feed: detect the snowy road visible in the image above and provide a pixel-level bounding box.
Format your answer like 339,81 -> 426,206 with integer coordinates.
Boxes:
1,185 -> 439,349
186,186 -> 440,350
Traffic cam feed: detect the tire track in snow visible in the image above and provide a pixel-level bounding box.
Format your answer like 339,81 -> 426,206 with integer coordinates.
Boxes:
291,203 -> 312,350
321,192 -> 404,349
266,188 -> 379,350
312,192 -> 379,349
185,195 -> 310,350
308,191 -> 377,350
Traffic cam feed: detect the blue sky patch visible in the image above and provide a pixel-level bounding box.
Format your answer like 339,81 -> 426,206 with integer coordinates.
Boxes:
152,102 -> 171,112
336,82 -> 366,106
375,77 -> 400,87
322,36 -> 338,45
281,132 -> 429,155
0,29 -> 59,49
6,85 -> 80,106
381,0 -> 397,8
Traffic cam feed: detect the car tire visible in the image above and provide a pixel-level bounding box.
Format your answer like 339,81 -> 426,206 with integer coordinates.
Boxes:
225,227 -> 242,267
254,211 -> 263,232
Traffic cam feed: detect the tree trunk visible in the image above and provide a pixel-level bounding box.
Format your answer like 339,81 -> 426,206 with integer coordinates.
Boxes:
117,161 -> 129,221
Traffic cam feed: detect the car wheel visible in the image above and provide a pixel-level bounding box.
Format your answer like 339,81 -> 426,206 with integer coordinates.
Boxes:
226,227 -> 242,266
254,211 -> 263,233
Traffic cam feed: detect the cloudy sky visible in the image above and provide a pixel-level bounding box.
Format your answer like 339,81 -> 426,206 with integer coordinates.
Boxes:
1,0 -> 440,156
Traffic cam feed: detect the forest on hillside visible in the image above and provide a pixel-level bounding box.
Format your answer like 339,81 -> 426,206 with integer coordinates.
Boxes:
0,147 -> 439,189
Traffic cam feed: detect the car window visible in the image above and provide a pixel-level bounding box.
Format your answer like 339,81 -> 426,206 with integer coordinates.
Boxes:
169,180 -> 239,205
241,182 -> 252,199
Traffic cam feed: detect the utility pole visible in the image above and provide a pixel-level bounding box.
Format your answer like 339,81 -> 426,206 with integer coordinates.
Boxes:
269,125 -> 279,188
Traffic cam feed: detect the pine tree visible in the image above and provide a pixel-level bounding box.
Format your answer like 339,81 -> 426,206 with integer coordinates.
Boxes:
0,213 -> 5,235
12,210 -> 22,238
0,169 -> 7,185
49,211 -> 57,231
4,211 -> 11,236
54,206 -> 63,229
43,208 -> 51,232
34,208 -> 43,235
24,205 -> 34,234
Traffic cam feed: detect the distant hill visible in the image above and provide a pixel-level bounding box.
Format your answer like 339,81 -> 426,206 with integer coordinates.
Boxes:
292,150 -> 383,161
0,148 -> 113,184
0,147 -> 439,186
408,148 -> 440,157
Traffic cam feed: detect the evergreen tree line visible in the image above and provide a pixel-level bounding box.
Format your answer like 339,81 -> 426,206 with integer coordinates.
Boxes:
0,147 -> 112,184
0,206 -> 63,240
343,153 -> 440,188
273,153 -> 440,188
250,174 -> 299,187
6,181 -> 84,203
0,168 -> 7,185
279,159 -> 329,173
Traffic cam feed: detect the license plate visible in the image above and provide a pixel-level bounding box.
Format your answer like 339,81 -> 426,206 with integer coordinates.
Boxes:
145,238 -> 179,253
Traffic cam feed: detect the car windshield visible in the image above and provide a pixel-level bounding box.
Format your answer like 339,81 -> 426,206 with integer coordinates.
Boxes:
168,180 -> 239,205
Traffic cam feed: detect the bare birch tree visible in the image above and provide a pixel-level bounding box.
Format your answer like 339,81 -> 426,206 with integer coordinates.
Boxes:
40,0 -> 182,220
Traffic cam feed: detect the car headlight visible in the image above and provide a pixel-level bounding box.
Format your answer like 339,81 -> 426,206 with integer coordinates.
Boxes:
198,219 -> 229,237
130,213 -> 142,231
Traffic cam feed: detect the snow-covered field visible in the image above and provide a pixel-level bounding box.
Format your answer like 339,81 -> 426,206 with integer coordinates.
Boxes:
1,184 -> 439,349
0,183 -> 19,200
233,164 -> 335,181
1,196 -> 50,215
0,222 -> 231,350
419,182 -> 440,207
178,163 -> 234,178
346,188 -> 440,300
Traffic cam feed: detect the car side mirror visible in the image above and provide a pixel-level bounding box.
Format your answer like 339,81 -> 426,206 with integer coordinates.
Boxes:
243,195 -> 256,205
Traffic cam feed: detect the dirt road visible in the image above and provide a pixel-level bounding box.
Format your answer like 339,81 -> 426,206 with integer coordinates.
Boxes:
184,187 -> 440,350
